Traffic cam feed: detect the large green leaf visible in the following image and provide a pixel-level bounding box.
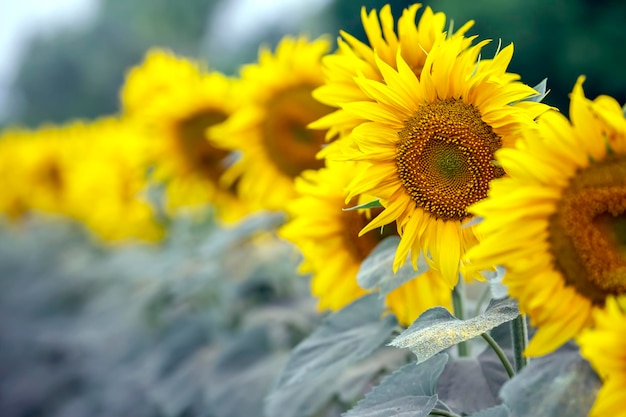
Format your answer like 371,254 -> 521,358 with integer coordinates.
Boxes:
265,294 -> 398,417
436,324 -> 514,415
357,236 -> 429,296
390,298 -> 519,364
343,354 -> 448,417
500,344 -> 600,417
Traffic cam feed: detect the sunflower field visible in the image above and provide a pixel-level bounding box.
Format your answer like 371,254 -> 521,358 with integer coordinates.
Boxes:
1,1 -> 625,417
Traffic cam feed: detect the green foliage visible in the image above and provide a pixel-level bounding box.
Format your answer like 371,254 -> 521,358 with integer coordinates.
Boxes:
343,354 -> 447,417
9,0 -> 219,126
343,199 -> 383,211
390,298 -> 520,365
467,405 -> 511,417
357,236 -> 429,295
265,294 -> 398,417
500,344 -> 601,416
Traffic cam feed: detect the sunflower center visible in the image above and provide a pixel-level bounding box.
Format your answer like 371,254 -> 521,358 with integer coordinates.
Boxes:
175,110 -> 230,181
396,99 -> 503,221
549,155 -> 626,305
40,161 -> 63,192
262,86 -> 332,178
342,199 -> 398,261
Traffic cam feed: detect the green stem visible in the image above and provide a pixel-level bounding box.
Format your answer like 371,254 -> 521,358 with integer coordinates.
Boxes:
430,409 -> 462,417
481,333 -> 515,378
511,314 -> 529,371
473,285 -> 491,317
452,282 -> 469,357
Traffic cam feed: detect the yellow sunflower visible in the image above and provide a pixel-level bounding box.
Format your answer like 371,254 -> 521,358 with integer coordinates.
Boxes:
318,25 -> 548,288
578,296 -> 626,417
210,36 -> 335,211
0,124 -> 79,219
120,48 -> 248,223
279,160 -> 452,325
0,118 -> 162,243
310,3 -> 474,141
465,76 -> 626,356
62,117 -> 164,243
0,129 -> 38,219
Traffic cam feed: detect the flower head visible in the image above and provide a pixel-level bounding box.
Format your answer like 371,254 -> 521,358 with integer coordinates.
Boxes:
211,36 -> 334,211
466,76 -> 626,355
280,160 -> 451,325
0,118 -> 163,243
121,48 -> 248,223
316,7 -> 548,288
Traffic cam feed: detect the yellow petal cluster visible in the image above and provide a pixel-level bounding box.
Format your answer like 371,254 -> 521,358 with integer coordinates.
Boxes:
280,160 -> 451,325
312,4 -> 549,289
466,76 -> 626,355
210,36 -> 334,211
0,117 -> 163,243
121,48 -> 249,223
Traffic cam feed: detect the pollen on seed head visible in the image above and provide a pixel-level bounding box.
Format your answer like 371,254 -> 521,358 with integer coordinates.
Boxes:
395,98 -> 503,221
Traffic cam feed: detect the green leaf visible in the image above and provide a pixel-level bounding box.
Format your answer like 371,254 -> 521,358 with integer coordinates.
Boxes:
500,344 -> 601,417
357,236 -> 429,296
265,294 -> 398,417
436,325 -> 514,415
206,326 -> 289,417
343,354 -> 448,417
342,199 -> 383,211
467,405 -> 511,417
389,298 -> 519,364
526,78 -> 550,103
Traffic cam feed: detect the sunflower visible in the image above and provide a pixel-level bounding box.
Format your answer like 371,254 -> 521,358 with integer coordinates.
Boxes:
210,36 -> 335,211
279,160 -> 452,325
316,18 -> 548,289
120,48 -> 248,223
62,117 -> 164,243
0,124 -> 79,219
309,3 -> 474,141
578,296 -> 626,417
0,118 -> 163,242
465,76 -> 626,356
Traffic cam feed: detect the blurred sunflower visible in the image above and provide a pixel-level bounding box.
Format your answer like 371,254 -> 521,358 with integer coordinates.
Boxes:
465,76 -> 626,356
279,161 -> 451,325
63,117 -> 164,243
0,125 -> 79,219
0,133 -> 27,219
310,3 -> 474,141
120,48 -> 248,223
0,118 -> 162,243
211,36 -> 334,211
318,24 -> 548,288
578,296 -> 626,417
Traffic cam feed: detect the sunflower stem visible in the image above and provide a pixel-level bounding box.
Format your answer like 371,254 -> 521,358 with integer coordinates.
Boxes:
511,314 -> 529,371
452,281 -> 469,357
481,332 -> 515,378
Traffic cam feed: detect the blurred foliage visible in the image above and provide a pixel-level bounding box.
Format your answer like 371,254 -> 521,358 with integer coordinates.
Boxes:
7,0 -> 626,126
0,212 -> 321,417
9,0 -> 220,127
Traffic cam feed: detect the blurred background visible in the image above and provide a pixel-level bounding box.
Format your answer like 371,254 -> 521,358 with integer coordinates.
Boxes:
0,1 -> 624,417
1,0 -> 625,128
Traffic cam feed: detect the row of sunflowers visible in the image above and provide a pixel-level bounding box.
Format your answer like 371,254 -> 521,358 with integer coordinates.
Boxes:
1,3 -> 624,416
